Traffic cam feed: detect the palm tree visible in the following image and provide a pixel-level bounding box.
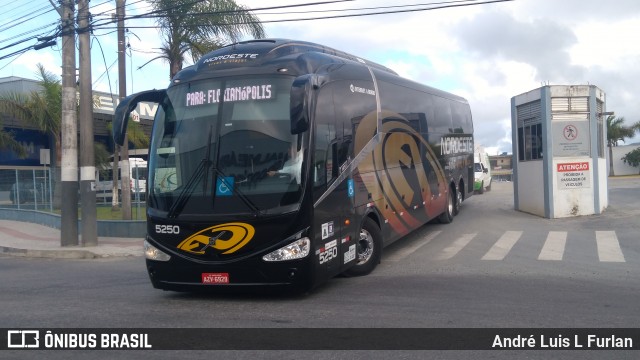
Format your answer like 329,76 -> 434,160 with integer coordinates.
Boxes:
105,120 -> 149,210
0,65 -> 60,158
144,0 -> 266,79
0,64 -> 120,207
0,126 -> 26,157
606,115 -> 636,176
0,64 -> 63,205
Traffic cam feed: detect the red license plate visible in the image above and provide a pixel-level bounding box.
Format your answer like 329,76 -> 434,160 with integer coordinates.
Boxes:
202,273 -> 229,284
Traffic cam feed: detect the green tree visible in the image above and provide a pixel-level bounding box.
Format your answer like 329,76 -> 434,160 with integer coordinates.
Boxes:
144,0 -> 266,79
0,65 -> 60,162
621,147 -> 640,174
0,64 -> 120,206
607,115 -> 636,176
0,65 -> 64,205
0,126 -> 26,157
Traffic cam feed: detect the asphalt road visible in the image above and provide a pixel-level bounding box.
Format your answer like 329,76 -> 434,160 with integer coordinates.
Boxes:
2,178 -> 639,359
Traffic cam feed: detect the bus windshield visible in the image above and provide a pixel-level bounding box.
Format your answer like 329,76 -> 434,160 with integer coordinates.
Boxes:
148,75 -> 305,217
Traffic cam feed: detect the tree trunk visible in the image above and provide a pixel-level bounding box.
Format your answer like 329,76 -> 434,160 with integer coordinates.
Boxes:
112,145 -> 120,210
170,57 -> 183,80
608,144 -> 615,177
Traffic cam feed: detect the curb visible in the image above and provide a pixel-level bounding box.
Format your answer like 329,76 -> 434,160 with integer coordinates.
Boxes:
1,245 -> 98,259
0,245 -> 142,259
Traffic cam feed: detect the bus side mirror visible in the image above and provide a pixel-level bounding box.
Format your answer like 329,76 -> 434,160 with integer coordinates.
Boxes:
113,90 -> 165,145
290,75 -> 317,134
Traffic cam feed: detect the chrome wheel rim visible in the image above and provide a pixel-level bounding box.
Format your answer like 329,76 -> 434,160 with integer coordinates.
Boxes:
356,228 -> 374,264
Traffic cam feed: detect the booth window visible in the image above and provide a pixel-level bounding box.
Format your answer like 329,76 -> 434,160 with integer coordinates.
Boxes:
596,99 -> 605,158
517,101 -> 543,161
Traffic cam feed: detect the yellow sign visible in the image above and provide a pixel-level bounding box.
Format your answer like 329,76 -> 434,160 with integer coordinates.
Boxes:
177,223 -> 255,255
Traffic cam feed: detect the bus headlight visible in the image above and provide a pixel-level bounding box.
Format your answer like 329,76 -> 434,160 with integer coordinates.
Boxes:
262,238 -> 310,262
144,239 -> 171,261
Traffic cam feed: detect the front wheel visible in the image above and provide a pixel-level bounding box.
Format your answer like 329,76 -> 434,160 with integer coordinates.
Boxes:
343,218 -> 382,277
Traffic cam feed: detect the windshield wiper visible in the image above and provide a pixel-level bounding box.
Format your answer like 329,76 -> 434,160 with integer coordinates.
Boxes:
166,125 -> 213,219
166,158 -> 210,219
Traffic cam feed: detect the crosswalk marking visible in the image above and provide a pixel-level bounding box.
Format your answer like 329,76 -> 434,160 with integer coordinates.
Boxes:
386,231 -> 442,261
596,231 -> 625,262
402,230 -> 630,262
436,233 -> 476,260
538,231 -> 567,261
481,231 -> 522,260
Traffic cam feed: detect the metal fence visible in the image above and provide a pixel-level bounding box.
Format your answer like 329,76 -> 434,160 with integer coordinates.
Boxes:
0,166 -> 145,219
0,167 -> 53,211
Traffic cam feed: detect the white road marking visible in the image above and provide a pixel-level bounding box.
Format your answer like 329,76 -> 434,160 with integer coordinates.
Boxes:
538,231 -> 567,261
596,231 -> 625,262
386,231 -> 442,261
481,231 -> 522,260
436,233 -> 476,260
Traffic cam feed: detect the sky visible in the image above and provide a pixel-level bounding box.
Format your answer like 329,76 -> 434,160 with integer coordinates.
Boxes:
1,0 -> 640,154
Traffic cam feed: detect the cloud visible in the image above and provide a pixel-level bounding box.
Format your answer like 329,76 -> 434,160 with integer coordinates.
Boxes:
452,10 -> 584,82
13,51 -> 59,79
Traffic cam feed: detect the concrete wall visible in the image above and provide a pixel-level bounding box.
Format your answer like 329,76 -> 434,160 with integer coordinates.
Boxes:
516,161 -> 545,217
0,209 -> 145,238
609,144 -> 640,176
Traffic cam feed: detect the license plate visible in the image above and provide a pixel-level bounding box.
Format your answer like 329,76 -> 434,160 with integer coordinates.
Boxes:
201,273 -> 229,284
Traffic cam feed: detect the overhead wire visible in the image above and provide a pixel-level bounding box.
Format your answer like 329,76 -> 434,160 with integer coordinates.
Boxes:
91,0 -> 514,30
0,0 -> 515,64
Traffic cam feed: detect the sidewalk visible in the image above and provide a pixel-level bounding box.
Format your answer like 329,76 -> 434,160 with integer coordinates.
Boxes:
0,220 -> 143,259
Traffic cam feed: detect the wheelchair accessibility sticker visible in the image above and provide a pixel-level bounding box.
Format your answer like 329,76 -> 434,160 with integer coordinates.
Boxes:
347,179 -> 354,198
216,176 -> 234,196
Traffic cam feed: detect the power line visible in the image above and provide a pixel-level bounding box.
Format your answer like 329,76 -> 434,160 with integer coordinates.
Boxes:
0,22 -> 59,46
0,0 -> 515,63
0,4 -> 55,34
93,0 -> 514,30
89,0 -> 354,28
252,0 -> 484,16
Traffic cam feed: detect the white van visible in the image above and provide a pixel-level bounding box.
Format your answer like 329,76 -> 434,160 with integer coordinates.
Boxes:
474,151 -> 492,194
96,157 -> 147,202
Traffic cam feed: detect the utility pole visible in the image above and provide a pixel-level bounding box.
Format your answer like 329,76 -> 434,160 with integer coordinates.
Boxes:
117,0 -> 132,220
78,0 -> 97,246
57,0 -> 79,247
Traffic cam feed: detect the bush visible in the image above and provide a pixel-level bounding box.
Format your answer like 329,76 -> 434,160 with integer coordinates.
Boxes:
621,148 -> 640,174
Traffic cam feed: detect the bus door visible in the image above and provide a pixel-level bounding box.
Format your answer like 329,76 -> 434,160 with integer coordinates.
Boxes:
310,84 -> 349,282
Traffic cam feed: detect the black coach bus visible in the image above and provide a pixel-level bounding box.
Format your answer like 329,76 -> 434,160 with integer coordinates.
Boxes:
113,39 -> 473,292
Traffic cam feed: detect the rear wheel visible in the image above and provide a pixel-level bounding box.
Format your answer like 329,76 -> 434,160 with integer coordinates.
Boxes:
438,186 -> 454,224
453,182 -> 463,215
343,218 -> 382,277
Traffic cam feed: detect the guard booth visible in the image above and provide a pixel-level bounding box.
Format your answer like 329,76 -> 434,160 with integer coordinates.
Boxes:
511,85 -> 608,218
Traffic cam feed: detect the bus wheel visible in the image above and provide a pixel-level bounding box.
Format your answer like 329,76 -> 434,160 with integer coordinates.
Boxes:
453,182 -> 463,215
438,186 -> 454,224
343,218 -> 381,277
